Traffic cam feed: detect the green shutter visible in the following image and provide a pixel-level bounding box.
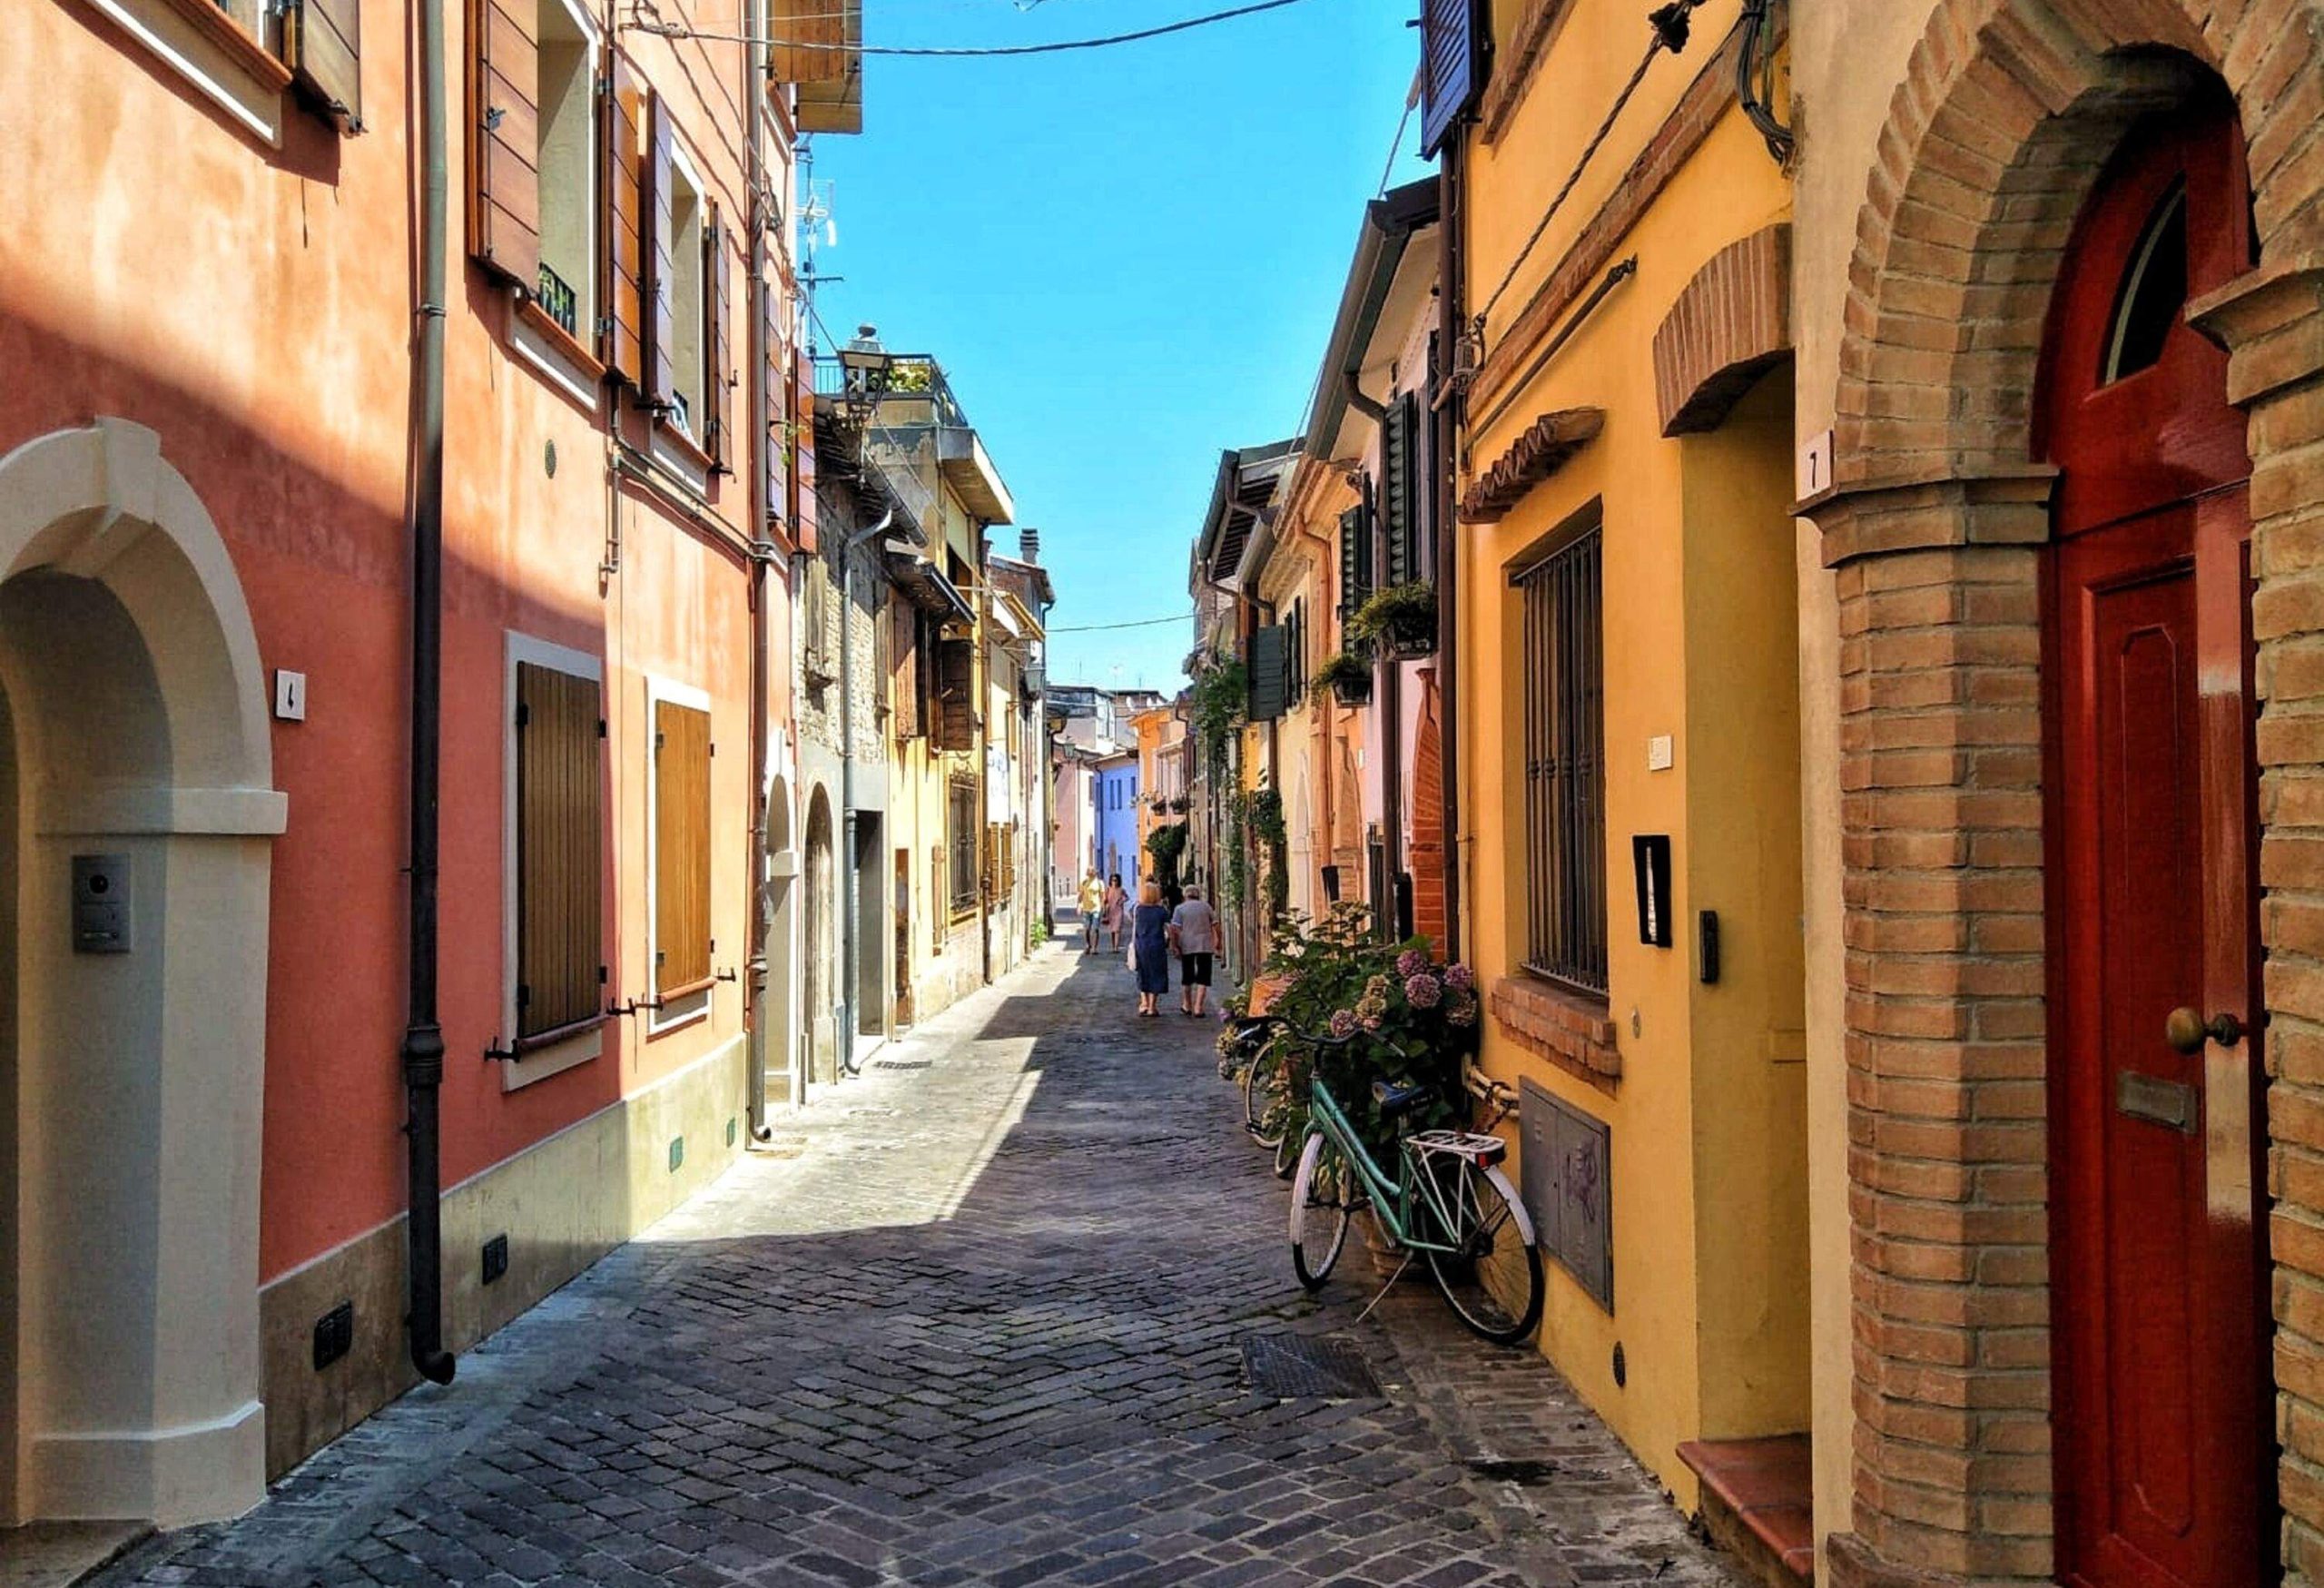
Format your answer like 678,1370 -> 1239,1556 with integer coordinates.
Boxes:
1247,626 -> 1289,722
1338,506 -> 1373,622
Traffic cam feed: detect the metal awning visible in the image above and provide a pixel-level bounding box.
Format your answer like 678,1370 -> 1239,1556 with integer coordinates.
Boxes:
885,541 -> 976,626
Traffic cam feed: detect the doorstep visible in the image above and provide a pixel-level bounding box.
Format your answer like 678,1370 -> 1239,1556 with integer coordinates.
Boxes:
1677,1434 -> 1813,1587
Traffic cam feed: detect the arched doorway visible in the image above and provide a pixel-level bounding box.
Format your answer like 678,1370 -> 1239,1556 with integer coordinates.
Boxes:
2039,91 -> 2270,1588
0,420 -> 281,1528
763,772 -> 797,1107
803,789 -> 834,1085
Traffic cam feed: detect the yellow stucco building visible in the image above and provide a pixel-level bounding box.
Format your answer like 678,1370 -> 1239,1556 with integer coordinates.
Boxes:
1432,0 -> 1808,1563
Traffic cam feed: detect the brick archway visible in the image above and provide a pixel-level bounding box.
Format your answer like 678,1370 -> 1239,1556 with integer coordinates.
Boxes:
1802,3 -> 2324,1585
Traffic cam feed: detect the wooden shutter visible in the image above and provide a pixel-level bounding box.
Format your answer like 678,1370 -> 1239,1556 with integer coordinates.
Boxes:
893,606 -> 921,737
1419,0 -> 1485,158
644,96 -> 677,409
768,0 -> 848,84
287,0 -> 362,132
603,54 -> 647,385
1383,395 -> 1419,587
1248,626 -> 1289,723
763,286 -> 789,526
937,637 -> 977,752
1338,505 -> 1374,622
655,700 -> 713,994
516,663 -> 604,1040
469,0 -> 539,285
793,345 -> 820,553
704,208 -> 733,471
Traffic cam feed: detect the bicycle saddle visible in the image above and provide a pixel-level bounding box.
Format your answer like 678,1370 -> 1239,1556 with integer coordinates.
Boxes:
1371,1078 -> 1433,1117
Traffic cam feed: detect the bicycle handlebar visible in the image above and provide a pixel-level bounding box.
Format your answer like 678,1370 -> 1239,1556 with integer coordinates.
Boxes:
1234,1011 -> 1411,1060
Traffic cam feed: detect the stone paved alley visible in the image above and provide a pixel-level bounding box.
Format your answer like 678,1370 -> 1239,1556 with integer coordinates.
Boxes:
97,945 -> 1746,1588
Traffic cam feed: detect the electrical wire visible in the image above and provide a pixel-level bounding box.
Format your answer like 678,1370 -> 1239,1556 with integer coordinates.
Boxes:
1474,0 -> 1700,327
1050,612 -> 1196,633
628,0 -> 1320,56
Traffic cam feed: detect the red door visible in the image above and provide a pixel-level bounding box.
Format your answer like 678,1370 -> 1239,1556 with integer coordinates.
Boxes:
2043,95 -> 2271,1588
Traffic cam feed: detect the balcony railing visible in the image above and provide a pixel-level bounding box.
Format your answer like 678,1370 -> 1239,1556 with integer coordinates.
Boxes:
535,263 -> 579,338
813,355 -> 971,431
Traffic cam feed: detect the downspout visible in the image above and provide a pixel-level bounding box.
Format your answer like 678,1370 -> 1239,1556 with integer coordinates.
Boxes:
1437,139 -> 1466,962
742,0 -> 776,1140
401,0 -> 456,1386
837,503 -> 895,1076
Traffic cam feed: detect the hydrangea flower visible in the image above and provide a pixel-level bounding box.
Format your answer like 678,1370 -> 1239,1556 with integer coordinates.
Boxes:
1446,991 -> 1480,1027
1444,962 -> 1475,993
1396,948 -> 1428,979
1360,1013 -> 1384,1032
1404,972 -> 1443,1009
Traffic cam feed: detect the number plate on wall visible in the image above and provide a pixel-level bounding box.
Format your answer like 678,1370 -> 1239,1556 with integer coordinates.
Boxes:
1520,1080 -> 1613,1311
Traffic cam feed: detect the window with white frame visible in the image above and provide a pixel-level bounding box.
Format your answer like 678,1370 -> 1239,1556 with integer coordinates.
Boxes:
532,0 -> 596,340
665,146 -> 707,437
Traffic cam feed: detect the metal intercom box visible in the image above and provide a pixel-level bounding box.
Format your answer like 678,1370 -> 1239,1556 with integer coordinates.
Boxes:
1520,1078 -> 1613,1312
71,853 -> 132,954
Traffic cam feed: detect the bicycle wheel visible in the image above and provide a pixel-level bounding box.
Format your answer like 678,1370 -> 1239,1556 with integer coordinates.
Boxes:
1421,1158 -> 1543,1344
1244,1043 -> 1284,1148
1289,1132 -> 1351,1290
1273,1128 -> 1301,1180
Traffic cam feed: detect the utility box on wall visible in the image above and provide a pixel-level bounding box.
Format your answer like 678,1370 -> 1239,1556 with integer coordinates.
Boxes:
71,853 -> 132,953
1520,1079 -> 1613,1311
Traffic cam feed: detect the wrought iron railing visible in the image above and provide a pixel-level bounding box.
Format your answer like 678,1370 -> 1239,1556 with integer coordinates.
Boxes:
1517,527 -> 1607,996
535,262 -> 579,337
812,355 -> 970,430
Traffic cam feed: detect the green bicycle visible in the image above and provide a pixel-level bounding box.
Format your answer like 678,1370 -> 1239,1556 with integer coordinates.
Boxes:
1278,1024 -> 1544,1345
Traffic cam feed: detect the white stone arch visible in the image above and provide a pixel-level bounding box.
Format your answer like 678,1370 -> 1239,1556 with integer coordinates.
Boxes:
0,419 -> 283,1529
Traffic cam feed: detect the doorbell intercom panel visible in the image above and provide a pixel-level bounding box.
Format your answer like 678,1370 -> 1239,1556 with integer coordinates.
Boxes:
72,853 -> 132,954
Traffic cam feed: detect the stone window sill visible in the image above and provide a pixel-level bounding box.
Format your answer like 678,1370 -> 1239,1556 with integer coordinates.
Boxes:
1488,973 -> 1621,1092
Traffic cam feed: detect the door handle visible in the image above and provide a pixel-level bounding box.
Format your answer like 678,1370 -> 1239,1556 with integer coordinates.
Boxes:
2164,1006 -> 2243,1054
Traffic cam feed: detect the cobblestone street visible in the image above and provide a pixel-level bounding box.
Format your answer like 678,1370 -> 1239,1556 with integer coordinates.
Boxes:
98,944 -> 1745,1588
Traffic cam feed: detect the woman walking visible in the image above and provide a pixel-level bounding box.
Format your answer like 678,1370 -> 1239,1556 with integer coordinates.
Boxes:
1131,882 -> 1172,1017
1169,884 -> 1218,1017
1100,873 -> 1128,952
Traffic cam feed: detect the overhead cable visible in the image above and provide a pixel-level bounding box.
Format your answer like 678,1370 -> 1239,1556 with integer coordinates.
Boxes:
627,0 -> 1319,56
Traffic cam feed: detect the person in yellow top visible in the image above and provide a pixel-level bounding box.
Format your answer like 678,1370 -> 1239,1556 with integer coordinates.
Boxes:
1078,871 -> 1104,954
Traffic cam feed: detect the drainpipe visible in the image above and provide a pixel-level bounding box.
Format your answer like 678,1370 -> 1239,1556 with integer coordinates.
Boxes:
400,0 -> 456,1387
742,0 -> 776,1141
837,503 -> 894,1076
1437,138 -> 1466,961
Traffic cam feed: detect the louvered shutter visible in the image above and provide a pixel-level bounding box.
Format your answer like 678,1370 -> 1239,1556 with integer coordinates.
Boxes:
1338,505 -> 1374,622
1419,0 -> 1485,158
469,0 -> 539,285
937,638 -> 977,752
654,700 -> 714,994
763,286 -> 789,527
603,55 -> 647,384
517,663 -> 604,1040
704,209 -> 733,470
287,0 -> 362,132
793,344 -> 820,554
644,96 -> 678,410
1248,626 -> 1289,723
1384,394 -> 1423,588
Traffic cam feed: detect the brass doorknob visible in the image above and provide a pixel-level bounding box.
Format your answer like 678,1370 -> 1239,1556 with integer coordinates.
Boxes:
2165,1006 -> 2244,1054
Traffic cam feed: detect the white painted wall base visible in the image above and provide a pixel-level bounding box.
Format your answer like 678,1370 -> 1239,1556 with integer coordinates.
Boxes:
26,1401 -> 265,1529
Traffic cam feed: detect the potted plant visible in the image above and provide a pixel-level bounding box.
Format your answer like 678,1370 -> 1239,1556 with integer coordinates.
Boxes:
1350,581 -> 1438,660
1313,650 -> 1374,705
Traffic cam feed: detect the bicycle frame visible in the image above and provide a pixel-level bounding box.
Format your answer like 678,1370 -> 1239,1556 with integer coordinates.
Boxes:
1305,1079 -> 1472,1257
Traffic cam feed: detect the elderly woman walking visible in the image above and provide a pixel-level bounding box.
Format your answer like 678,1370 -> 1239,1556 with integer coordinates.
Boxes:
1168,884 -> 1218,1017
1130,882 -> 1172,1017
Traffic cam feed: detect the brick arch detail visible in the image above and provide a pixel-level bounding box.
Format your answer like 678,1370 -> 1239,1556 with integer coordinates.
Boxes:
1652,222 -> 1792,437
1802,3 -> 2324,1587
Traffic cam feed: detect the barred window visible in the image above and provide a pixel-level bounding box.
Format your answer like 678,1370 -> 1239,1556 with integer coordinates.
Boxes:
949,778 -> 980,916
1515,524 -> 1606,994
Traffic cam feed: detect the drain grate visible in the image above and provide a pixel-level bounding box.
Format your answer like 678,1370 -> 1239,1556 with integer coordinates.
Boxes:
1241,1334 -> 1383,1400
873,1059 -> 932,1070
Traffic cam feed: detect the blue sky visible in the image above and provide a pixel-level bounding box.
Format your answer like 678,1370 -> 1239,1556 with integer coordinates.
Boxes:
809,0 -> 1433,695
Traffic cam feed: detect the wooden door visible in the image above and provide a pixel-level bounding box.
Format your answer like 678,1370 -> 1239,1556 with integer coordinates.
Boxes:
2043,94 -> 2270,1588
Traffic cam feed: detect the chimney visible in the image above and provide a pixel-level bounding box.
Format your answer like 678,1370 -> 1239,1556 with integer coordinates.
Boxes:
1019,527 -> 1040,564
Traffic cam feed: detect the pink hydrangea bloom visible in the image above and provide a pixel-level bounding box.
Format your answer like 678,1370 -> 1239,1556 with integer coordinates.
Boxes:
1395,948 -> 1428,979
1444,962 -> 1475,993
1447,991 -> 1479,1027
1404,972 -> 1443,1009
1328,1009 -> 1359,1040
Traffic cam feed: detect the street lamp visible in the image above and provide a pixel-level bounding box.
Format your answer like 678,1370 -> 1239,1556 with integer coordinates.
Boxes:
837,323 -> 894,427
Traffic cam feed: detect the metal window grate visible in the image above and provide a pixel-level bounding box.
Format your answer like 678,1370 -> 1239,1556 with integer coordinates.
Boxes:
1516,528 -> 1606,994
536,263 -> 580,337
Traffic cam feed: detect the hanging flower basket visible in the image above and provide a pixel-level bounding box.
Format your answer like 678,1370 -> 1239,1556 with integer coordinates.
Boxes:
1313,651 -> 1374,706
1350,582 -> 1437,661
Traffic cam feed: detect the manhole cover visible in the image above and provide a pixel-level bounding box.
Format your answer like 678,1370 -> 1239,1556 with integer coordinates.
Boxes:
873,1060 -> 932,1070
1241,1334 -> 1383,1400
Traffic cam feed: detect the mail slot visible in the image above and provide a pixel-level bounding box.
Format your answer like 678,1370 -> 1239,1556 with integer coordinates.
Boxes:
2116,1070 -> 2198,1134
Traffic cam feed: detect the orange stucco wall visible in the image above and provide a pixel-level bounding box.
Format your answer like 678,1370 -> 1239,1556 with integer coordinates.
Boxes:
3,0 -> 785,1282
